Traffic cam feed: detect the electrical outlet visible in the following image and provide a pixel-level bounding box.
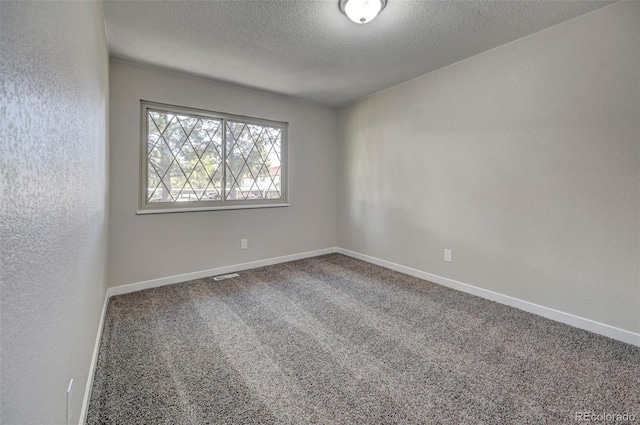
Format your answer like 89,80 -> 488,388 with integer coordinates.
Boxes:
67,379 -> 74,425
444,249 -> 452,262
241,239 -> 248,250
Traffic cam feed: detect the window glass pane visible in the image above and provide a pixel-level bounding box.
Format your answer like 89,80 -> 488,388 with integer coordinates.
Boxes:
147,110 -> 222,203
225,121 -> 282,201
142,102 -> 286,212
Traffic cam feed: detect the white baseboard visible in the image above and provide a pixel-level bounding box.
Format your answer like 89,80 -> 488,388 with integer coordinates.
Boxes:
336,248 -> 640,347
108,247 -> 337,297
79,288 -> 110,425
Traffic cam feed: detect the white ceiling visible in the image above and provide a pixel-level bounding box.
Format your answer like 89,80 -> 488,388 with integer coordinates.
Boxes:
102,0 -> 614,108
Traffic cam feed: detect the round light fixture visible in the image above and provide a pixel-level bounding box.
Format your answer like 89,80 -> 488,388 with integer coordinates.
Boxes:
339,0 -> 387,24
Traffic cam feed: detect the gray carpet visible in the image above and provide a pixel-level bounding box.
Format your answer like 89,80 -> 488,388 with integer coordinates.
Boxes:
87,254 -> 639,424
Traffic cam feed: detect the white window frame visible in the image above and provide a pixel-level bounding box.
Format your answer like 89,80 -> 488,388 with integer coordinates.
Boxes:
138,100 -> 288,214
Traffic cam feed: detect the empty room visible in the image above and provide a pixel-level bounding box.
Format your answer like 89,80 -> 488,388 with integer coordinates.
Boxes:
1,0 -> 639,424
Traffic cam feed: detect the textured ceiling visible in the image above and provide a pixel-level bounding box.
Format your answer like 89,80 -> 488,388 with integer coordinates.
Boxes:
102,0 -> 614,108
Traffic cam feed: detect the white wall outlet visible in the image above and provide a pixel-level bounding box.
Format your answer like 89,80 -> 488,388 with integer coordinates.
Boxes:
444,249 -> 452,262
66,379 -> 74,425
241,239 -> 248,250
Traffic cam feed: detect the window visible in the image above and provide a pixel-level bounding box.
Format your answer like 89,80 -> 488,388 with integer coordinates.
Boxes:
139,101 -> 288,213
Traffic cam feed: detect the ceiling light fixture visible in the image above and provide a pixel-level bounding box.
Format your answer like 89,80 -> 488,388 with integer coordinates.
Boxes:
339,0 -> 387,24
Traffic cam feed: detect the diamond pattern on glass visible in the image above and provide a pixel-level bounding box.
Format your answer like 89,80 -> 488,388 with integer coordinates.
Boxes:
147,111 -> 222,202
225,121 -> 282,201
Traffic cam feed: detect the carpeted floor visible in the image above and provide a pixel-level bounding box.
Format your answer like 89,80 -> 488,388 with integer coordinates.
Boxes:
87,254 -> 639,424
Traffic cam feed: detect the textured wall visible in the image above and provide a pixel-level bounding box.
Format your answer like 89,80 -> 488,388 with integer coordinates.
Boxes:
108,61 -> 337,286
0,1 -> 109,423
337,2 -> 640,333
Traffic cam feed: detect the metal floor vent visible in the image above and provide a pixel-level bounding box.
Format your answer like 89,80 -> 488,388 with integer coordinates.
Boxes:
213,273 -> 240,281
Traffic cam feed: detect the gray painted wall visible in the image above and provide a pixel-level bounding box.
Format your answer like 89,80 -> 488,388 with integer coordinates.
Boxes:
337,2 -> 640,333
108,61 -> 337,286
1,3 -> 637,423
0,1 -> 109,423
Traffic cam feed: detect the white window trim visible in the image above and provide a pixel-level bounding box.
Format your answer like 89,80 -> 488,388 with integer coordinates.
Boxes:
138,100 -> 289,214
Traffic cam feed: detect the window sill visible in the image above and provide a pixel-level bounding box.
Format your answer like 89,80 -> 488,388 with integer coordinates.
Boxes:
137,203 -> 290,215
